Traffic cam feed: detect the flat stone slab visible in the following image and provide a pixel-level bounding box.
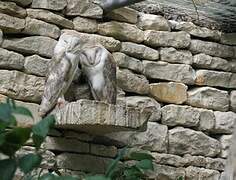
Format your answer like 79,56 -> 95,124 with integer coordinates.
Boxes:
52,99 -> 150,134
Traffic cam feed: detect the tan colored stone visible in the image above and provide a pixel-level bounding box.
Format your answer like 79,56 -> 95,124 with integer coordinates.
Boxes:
90,144 -> 117,158
185,166 -> 220,180
0,13 -> 25,33
0,1 -> 26,18
3,0 -> 32,7
152,153 -> 187,167
73,16 -> 98,33
31,0 -> 67,11
230,91 -> 236,112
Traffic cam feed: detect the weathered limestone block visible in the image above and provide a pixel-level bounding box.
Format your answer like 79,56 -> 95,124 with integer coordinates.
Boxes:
27,9 -> 73,29
205,157 -> 226,171
221,33 -> 236,46
98,21 -> 144,43
22,17 -> 60,39
113,52 -> 143,73
213,111 -> 236,134
230,91 -> 236,112
198,109 -> 216,132
3,0 -> 32,7
229,61 -> 236,73
150,82 -> 188,104
169,127 -> 221,157
193,53 -> 231,72
24,55 -> 50,76
0,13 -> 25,33
0,29 -> 2,46
152,153 -> 187,167
144,30 -> 191,48
190,40 -> 235,58
120,42 -> 159,61
219,135 -> 232,158
66,0 -> 103,18
73,16 -> 98,33
229,73 -> 236,88
63,130 -> 94,142
117,69 -> 149,95
185,166 -> 220,180
186,87 -> 229,111
143,61 -> 196,85
0,48 -> 24,70
195,70 -> 232,88
160,47 -> 192,64
31,0 -> 67,11
119,96 -> 161,122
137,13 -> 170,31
106,7 -> 138,24
62,30 -> 121,52
90,144 -> 117,158
57,153 -> 113,173
0,70 -> 45,103
2,36 -> 57,58
53,99 -> 150,134
0,1 -> 26,18
175,22 -> 221,41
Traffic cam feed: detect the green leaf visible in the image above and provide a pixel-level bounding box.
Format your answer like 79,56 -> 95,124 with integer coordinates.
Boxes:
129,152 -> 154,161
54,176 -> 79,180
12,106 -> 33,119
19,153 -> 42,174
0,103 -> 12,122
177,176 -> 184,180
39,173 -> 55,180
0,159 -> 17,180
0,133 -> 6,146
124,166 -> 142,180
135,159 -> 153,170
85,175 -> 110,180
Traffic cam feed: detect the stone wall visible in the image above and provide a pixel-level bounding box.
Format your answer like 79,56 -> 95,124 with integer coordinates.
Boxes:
0,0 -> 236,179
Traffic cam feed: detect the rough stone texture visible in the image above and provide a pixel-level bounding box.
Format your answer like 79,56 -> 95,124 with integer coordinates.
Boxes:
31,0 -> 67,11
73,16 -> 98,33
2,0 -> 32,7
229,61 -> 236,73
221,33 -> 236,46
98,21 -> 144,43
150,82 -> 188,104
185,166 -> 220,180
144,30 -> 191,48
190,40 -> 235,59
90,144 -> 117,158
175,22 -> 221,41
169,127 -> 221,157
152,153 -> 187,167
0,1 -> 26,18
193,53 -> 231,72
0,13 -> 25,33
230,91 -> 236,112
113,52 -> 143,73
117,69 -> 149,95
0,48 -> 24,70
106,7 -> 138,24
213,111 -> 236,134
143,61 -> 196,85
138,13 -> 170,31
160,47 -> 192,65
0,70 -> 45,103
205,158 -> 226,171
119,96 -> 161,122
120,42 -> 159,61
186,87 -> 229,112
53,99 -> 150,134
0,30 -> 2,46
22,17 -> 60,39
24,55 -> 50,77
26,9 -> 73,29
2,36 -> 57,58
198,109 -> 216,132
66,0 -> 103,18
219,135 -> 232,158
62,30 -> 121,52
195,70 -> 233,88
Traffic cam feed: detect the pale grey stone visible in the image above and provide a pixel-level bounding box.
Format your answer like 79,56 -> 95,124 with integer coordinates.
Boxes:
137,13 -> 170,31
27,9 -> 74,29
150,82 -> 188,104
31,0 -> 67,11
24,55 -> 50,76
206,157 -> 226,171
219,135 -> 232,158
62,30 -> 121,52
193,53 -> 231,72
98,21 -> 144,43
0,29 -> 2,46
213,111 -> 236,134
66,0 -> 103,18
22,17 -> 60,39
73,16 -> 98,33
0,1 -> 26,18
198,109 -> 216,132
0,70 -> 45,103
184,154 -> 207,168
190,39 -> 235,58
152,153 -> 187,167
229,73 -> 236,89
186,87 -> 229,111
120,42 -> 159,61
2,36 -> 57,58
144,30 -> 191,48
106,7 -> 138,24
113,52 -> 143,73
185,166 -> 220,180
117,69 -> 149,95
230,91 -> 236,112
90,144 -> 117,158
3,0 -> 32,7
169,127 -> 221,157
0,13 -> 25,33
143,60 -> 196,85
160,47 -> 192,64
0,48 -> 24,70
229,61 -> 236,73
221,33 -> 236,46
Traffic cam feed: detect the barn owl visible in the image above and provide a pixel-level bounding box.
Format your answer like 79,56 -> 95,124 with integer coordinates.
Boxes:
38,33 -> 81,117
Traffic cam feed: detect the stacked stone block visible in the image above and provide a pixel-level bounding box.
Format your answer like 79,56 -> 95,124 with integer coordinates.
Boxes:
0,0 -> 235,179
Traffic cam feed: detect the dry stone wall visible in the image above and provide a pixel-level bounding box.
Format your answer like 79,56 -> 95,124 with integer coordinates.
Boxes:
0,0 -> 236,179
